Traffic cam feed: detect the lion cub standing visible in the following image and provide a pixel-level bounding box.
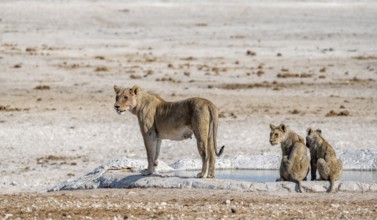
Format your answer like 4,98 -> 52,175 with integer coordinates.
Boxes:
113,85 -> 224,178
306,128 -> 343,192
270,124 -> 309,193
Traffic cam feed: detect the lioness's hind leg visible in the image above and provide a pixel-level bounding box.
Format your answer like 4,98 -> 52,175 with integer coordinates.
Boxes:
196,140 -> 209,178
192,108 -> 210,178
207,136 -> 216,178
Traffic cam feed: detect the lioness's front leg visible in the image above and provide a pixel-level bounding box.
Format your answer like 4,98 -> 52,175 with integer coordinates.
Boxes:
141,129 -> 158,176
153,139 -> 161,172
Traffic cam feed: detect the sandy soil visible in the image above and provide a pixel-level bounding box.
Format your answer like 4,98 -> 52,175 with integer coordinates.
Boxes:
1,0 -> 377,218
0,189 -> 377,219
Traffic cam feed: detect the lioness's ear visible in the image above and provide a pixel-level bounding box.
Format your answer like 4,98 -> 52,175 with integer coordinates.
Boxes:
307,128 -> 312,135
269,124 -> 276,130
114,85 -> 121,94
130,85 -> 141,95
315,129 -> 322,134
279,124 -> 286,132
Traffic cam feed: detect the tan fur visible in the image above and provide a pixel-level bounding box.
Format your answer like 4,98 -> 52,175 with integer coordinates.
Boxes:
270,124 -> 309,193
306,128 -> 343,192
113,85 -> 224,178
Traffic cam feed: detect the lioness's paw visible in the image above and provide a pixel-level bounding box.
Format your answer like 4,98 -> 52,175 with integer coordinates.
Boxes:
197,172 -> 207,178
153,160 -> 159,167
140,169 -> 153,176
153,166 -> 160,174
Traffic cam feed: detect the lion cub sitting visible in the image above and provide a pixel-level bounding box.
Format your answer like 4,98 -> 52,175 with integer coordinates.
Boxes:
270,124 -> 309,193
306,128 -> 343,192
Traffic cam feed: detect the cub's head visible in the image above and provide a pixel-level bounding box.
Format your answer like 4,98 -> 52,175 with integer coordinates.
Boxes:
113,85 -> 140,115
269,123 -> 288,145
306,128 -> 322,148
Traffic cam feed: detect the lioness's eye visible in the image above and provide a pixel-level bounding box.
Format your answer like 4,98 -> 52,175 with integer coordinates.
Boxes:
123,96 -> 128,100
274,133 -> 278,137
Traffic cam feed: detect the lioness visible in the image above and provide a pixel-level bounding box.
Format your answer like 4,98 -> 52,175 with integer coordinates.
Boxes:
306,128 -> 343,192
113,85 -> 225,178
270,124 -> 309,193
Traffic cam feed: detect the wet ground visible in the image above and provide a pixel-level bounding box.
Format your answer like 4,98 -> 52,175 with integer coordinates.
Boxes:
175,169 -> 377,183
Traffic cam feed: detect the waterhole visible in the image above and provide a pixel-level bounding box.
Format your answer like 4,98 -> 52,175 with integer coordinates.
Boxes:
174,170 -> 377,182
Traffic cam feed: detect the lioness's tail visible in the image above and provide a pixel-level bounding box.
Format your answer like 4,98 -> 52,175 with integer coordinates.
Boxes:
209,105 -> 225,157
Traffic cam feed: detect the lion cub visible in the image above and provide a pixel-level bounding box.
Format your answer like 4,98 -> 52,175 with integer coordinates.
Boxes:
270,124 -> 309,193
306,128 -> 343,192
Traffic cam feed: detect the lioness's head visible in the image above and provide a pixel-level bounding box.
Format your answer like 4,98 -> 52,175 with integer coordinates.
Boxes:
269,123 -> 288,145
306,128 -> 322,148
113,85 -> 140,115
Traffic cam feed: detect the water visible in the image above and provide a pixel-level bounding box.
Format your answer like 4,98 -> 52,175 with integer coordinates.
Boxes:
174,170 -> 377,182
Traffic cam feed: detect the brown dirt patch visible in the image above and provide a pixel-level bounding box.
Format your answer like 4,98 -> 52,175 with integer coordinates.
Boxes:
0,105 -> 29,112
352,55 -> 377,60
34,85 -> 50,90
325,110 -> 351,117
95,66 -> 109,72
215,82 -> 278,90
277,73 -> 313,78
36,155 -> 81,166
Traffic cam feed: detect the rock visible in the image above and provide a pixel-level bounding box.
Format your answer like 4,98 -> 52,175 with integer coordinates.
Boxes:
231,207 -> 237,213
331,203 -> 340,208
49,157 -> 377,193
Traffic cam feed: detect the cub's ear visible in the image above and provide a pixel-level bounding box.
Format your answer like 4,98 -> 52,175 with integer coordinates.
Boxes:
306,128 -> 312,135
269,124 -> 276,130
315,129 -> 322,134
130,85 -> 141,95
279,124 -> 287,132
114,85 -> 121,94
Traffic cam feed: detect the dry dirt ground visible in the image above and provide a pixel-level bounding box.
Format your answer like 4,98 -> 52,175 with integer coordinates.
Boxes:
1,189 -> 377,219
1,0 -> 377,219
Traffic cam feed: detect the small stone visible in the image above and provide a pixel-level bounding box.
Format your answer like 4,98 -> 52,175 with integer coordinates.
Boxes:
10,181 -> 17,186
4,214 -> 13,219
331,203 -> 340,208
231,207 -> 237,213
127,191 -> 136,195
225,199 -> 231,205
